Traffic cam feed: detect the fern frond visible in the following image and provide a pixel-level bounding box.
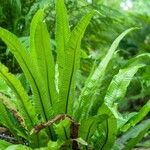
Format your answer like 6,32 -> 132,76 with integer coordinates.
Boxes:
114,119 -> 150,150
57,11 -> 94,115
0,98 -> 27,139
0,21 -> 55,123
104,53 -> 150,130
0,93 -> 26,129
98,104 -> 117,150
121,100 -> 150,132
75,28 -> 138,121
0,27 -> 46,121
79,115 -> 108,144
30,9 -> 57,119
55,0 -> 70,83
105,64 -> 146,108
0,63 -> 36,130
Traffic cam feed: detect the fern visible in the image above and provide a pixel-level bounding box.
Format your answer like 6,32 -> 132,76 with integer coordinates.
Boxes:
0,0 -> 149,149
75,28 -> 137,121
0,63 -> 36,129
58,11 -> 95,115
30,9 -> 57,120
55,0 -> 70,84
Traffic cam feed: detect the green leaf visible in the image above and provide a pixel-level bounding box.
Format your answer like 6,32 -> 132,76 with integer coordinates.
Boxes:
121,100 -> 150,132
55,0 -> 70,83
16,73 -> 30,93
57,11 -> 94,115
104,65 -> 146,107
47,140 -> 64,150
97,104 -> 117,150
79,114 -> 108,144
0,27 -> 44,122
102,63 -> 147,127
75,28 -> 138,121
0,98 -> 22,139
114,119 -> 150,150
30,9 -> 57,119
54,119 -> 70,141
0,63 -> 36,130
0,26 -> 51,123
0,93 -> 28,138
0,76 -> 12,97
0,140 -> 12,149
5,144 -> 32,150
74,138 -> 88,146
30,9 -> 44,52
106,53 -> 150,130
97,53 -> 150,149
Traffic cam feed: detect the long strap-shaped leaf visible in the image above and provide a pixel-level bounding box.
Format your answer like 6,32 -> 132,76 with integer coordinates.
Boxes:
75,28 -> 138,121
0,27 -> 48,121
0,93 -> 26,128
0,96 -> 31,142
97,54 -> 150,149
104,53 -> 150,129
57,11 -> 94,115
0,63 -> 36,130
30,9 -> 56,118
0,23 -> 55,124
114,119 -> 150,150
121,100 -> 150,132
0,100 -> 20,137
79,115 -> 108,146
55,0 -> 70,83
104,64 -> 146,108
98,104 -> 117,150
102,64 -> 147,129
0,93 -> 29,140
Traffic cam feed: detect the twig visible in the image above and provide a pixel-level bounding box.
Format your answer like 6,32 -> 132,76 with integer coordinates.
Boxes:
32,114 -> 80,150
